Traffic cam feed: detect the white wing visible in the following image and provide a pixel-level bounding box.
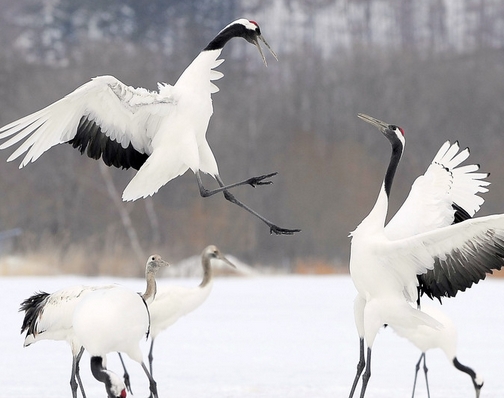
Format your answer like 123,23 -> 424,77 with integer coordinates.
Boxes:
385,141 -> 489,240
149,284 -> 212,337
0,75 -> 176,170
388,214 -> 504,301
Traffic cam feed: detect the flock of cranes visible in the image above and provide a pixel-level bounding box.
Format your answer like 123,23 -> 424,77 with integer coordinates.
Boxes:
2,17 -> 503,398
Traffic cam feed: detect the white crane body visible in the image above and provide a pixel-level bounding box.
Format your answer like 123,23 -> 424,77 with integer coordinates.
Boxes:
0,19 -> 298,234
348,113 -> 503,398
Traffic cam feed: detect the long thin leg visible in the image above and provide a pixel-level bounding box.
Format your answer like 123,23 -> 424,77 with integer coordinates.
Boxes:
359,347 -> 372,398
213,175 -> 300,235
70,347 -> 86,398
423,353 -> 431,398
412,353 -> 424,398
141,361 -> 158,398
349,338 -> 366,398
196,170 -> 277,197
117,353 -> 133,394
148,339 -> 155,377
70,353 -> 79,398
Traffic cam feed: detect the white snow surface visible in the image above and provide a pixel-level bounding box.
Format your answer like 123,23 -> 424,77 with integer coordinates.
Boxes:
1,274 -> 503,398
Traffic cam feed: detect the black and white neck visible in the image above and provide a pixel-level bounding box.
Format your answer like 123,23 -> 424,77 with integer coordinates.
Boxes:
204,19 -> 261,51
90,356 -> 127,398
355,113 -> 405,230
453,357 -> 484,397
382,126 -> 405,198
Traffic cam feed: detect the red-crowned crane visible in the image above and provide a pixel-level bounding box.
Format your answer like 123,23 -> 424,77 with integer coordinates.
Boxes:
348,113 -> 504,398
19,254 -> 168,398
0,19 -> 299,235
146,245 -> 235,377
393,305 -> 483,398
20,286 -> 126,398
73,254 -> 168,398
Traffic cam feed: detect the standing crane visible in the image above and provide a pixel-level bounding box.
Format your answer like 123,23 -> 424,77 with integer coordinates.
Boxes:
19,254 -> 167,398
20,285 -> 126,398
73,254 -> 168,398
393,305 -> 483,398
0,19 -> 299,235
146,245 -> 235,377
348,113 -> 504,398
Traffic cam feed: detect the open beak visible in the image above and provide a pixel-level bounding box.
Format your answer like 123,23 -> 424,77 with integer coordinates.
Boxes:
357,113 -> 390,133
254,34 -> 278,67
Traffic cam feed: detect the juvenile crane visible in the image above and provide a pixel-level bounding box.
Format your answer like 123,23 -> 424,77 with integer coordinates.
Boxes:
20,285 -> 127,398
348,113 -> 504,398
73,254 -> 168,398
393,305 -> 483,398
0,19 -> 299,235
147,245 -> 235,377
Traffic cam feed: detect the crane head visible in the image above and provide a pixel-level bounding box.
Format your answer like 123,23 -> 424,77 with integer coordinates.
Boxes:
357,113 -> 405,146
204,245 -> 236,269
146,254 -> 170,274
245,20 -> 278,67
211,19 -> 278,67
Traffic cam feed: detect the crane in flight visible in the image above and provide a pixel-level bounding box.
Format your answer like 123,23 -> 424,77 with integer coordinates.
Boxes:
0,19 -> 299,235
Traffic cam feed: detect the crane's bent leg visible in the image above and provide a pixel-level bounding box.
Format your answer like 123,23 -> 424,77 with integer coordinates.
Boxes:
141,362 -> 158,398
359,347 -> 372,398
211,175 -> 300,235
349,338 -> 365,398
411,353 -> 424,398
117,352 -> 133,394
423,353 -> 431,398
196,171 -> 277,197
148,339 -> 155,377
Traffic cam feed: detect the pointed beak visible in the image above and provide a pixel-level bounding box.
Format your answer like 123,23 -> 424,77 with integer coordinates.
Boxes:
253,34 -> 278,67
357,113 -> 390,133
218,253 -> 236,269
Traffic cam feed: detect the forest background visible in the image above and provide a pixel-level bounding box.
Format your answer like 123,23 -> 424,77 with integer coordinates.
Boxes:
1,0 -> 504,276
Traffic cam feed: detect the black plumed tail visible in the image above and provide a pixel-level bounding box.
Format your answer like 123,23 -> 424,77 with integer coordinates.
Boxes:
19,291 -> 50,335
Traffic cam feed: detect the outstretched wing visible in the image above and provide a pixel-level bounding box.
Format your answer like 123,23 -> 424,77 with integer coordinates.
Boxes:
385,141 -> 489,239
0,75 -> 175,170
389,214 -> 504,301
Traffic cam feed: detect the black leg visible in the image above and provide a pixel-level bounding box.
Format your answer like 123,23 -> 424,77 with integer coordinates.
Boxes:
141,361 -> 158,398
70,347 -> 86,398
412,353 -> 424,398
211,175 -> 300,235
117,352 -> 133,394
70,352 -> 79,398
359,347 -> 372,398
148,339 -> 155,377
196,170 -> 277,197
349,338 -> 366,398
423,353 -> 431,398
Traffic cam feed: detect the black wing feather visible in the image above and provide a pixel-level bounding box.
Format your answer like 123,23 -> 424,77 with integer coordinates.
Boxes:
68,116 -> 149,170
418,225 -> 504,302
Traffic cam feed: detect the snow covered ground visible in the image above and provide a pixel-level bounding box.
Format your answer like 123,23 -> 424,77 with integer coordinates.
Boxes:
1,274 -> 503,398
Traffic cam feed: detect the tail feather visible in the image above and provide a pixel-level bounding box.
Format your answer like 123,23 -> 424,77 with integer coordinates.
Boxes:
19,291 -> 50,336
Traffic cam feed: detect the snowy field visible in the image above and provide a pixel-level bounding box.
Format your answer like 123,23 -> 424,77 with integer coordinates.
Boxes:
1,274 -> 503,398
